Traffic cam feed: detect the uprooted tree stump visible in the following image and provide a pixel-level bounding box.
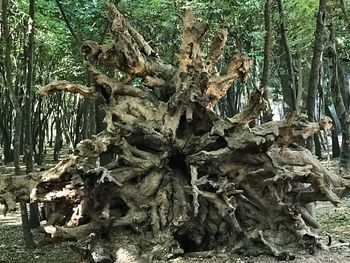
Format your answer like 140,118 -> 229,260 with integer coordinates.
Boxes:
1,4 -> 350,262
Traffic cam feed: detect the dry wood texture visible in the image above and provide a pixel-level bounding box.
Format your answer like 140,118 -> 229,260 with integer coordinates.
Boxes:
1,5 -> 349,262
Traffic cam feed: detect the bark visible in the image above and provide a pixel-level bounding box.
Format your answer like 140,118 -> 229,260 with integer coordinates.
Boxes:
306,0 -> 326,151
29,202 -> 40,229
295,52 -> 304,112
53,94 -> 63,161
24,0 -> 35,173
0,90 -> 14,163
261,0 -> 273,122
20,202 -> 36,249
1,5 -> 349,261
49,118 -> 54,147
314,133 -> 323,159
277,0 -> 297,112
0,106 -> 13,163
325,105 -> 341,158
261,0 -> 272,95
53,116 -> 62,162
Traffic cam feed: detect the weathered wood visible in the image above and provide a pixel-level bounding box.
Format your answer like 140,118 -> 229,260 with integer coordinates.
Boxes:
1,5 -> 349,262
40,81 -> 96,97
206,53 -> 253,107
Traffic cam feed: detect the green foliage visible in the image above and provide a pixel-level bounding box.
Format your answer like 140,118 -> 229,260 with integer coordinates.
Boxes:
3,0 -> 350,112
283,0 -> 318,54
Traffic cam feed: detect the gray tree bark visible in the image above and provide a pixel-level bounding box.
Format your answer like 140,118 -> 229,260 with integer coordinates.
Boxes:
24,0 -> 35,173
306,0 -> 326,151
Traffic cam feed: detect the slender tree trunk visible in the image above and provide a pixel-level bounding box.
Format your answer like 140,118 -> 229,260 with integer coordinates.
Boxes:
33,96 -> 44,165
314,133 -> 323,159
314,63 -> 327,159
74,101 -> 83,146
37,120 -> 46,165
20,116 -> 24,156
53,117 -> 62,162
20,202 -> 36,249
261,0 -> 272,93
0,117 -> 13,163
24,0 -> 35,173
261,0 -> 273,122
20,24 -> 27,158
306,0 -> 326,152
295,52 -> 304,112
53,99 -> 62,162
277,0 -> 297,112
25,0 -> 40,229
49,118 -> 55,147
226,85 -> 235,117
29,202 -> 40,229
325,105 -> 341,157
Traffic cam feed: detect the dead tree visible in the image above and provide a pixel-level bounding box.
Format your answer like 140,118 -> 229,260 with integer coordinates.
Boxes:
1,5 -> 349,262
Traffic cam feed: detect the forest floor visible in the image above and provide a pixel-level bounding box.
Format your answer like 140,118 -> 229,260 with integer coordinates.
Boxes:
0,159 -> 350,263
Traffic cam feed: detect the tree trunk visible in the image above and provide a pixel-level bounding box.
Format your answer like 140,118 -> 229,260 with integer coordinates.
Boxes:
1,5 -> 349,262
24,0 -> 35,173
314,132 -> 323,159
325,105 -> 341,158
261,0 -> 273,122
53,94 -> 63,161
295,52 -> 304,112
33,96 -> 47,165
29,202 -> 40,229
277,0 -> 297,112
20,202 -> 37,249
74,100 -> 83,146
306,0 -> 326,152
53,116 -> 62,162
49,118 -> 55,147
0,114 -> 13,164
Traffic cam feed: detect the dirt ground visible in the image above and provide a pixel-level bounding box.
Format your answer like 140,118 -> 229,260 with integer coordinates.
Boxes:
0,199 -> 349,263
